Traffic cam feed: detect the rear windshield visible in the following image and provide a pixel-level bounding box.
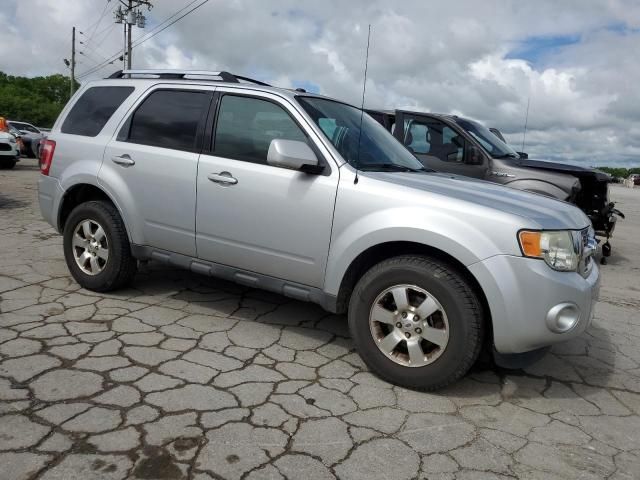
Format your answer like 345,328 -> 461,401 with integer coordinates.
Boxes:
61,86 -> 134,136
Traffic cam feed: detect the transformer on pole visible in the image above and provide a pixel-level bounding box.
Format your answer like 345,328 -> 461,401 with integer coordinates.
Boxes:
114,1 -> 152,68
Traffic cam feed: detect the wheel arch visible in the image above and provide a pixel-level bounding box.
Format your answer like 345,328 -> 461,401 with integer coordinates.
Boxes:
58,183 -> 132,242
333,241 -> 492,343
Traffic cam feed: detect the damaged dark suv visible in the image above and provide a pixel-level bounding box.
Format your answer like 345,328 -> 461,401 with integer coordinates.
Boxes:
368,109 -> 623,259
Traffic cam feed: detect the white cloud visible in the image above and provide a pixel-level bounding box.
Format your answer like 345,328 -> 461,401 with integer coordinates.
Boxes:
1,0 -> 639,166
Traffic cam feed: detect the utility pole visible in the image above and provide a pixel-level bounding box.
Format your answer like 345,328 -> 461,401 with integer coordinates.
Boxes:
127,0 -> 133,69
70,26 -> 76,96
115,0 -> 151,70
122,21 -> 127,68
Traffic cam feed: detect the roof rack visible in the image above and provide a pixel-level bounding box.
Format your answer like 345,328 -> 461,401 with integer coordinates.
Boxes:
106,69 -> 271,86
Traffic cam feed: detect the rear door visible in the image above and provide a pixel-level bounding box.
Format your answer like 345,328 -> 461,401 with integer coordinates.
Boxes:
100,86 -> 213,256
400,114 -> 487,178
195,89 -> 339,287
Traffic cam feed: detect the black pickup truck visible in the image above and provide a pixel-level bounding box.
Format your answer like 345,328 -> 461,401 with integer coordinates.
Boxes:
367,109 -> 623,260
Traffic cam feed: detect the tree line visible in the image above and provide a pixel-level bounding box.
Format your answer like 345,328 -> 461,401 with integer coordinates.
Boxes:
596,167 -> 640,179
0,71 -> 78,128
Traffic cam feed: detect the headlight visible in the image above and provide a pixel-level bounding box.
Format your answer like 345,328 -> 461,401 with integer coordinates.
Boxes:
8,137 -> 16,143
519,230 -> 579,271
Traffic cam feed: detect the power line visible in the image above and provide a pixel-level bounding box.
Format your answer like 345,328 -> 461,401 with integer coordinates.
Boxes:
76,0 -> 210,79
86,0 -> 112,45
129,0 -> 203,48
137,0 -> 209,44
82,22 -> 116,48
81,24 -> 117,61
79,0 -> 111,38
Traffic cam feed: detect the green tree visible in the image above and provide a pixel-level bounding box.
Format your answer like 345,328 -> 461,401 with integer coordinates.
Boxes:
0,72 -> 78,127
597,167 -> 630,178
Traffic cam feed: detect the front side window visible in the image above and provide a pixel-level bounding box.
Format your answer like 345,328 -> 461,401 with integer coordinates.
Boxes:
406,122 -> 430,154
61,86 -> 134,137
214,95 -> 307,164
298,97 -> 427,172
127,90 -> 211,152
455,118 -> 518,159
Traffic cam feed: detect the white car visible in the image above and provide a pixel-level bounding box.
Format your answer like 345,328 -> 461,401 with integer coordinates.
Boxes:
0,131 -> 20,169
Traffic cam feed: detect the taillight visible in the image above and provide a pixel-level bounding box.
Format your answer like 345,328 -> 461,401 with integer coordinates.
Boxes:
40,140 -> 56,176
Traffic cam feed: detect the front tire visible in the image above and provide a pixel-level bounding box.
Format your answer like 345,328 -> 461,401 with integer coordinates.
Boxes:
63,201 -> 137,292
348,255 -> 484,391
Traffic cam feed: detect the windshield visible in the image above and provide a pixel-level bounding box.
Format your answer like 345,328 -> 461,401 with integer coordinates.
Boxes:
8,122 -> 38,133
297,97 -> 427,172
454,118 -> 519,158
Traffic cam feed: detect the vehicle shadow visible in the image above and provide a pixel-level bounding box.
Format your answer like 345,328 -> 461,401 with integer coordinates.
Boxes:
600,250 -> 629,266
101,262 -> 618,397
0,192 -> 29,209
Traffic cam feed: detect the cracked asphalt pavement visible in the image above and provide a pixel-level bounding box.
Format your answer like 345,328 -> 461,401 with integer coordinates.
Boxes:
1,158 -> 640,480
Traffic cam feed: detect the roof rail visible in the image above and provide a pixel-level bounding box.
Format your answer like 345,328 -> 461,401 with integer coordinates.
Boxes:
106,69 -> 271,86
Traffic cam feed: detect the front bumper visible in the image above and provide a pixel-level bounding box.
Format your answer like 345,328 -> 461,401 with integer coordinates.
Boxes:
0,145 -> 19,158
38,174 -> 65,232
469,254 -> 600,354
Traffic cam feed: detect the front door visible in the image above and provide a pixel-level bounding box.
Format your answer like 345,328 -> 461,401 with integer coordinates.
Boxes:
402,115 -> 487,178
196,90 -> 339,287
100,87 -> 213,256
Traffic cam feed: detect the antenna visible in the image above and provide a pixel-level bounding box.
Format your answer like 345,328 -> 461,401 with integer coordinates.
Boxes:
521,96 -> 530,153
354,24 -> 372,185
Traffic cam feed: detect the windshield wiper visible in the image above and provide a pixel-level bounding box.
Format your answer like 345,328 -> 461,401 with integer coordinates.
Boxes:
493,153 -> 519,159
358,163 -> 429,173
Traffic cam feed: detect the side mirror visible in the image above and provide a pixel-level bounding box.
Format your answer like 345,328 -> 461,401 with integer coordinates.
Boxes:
517,151 -> 528,159
465,145 -> 484,165
267,139 -> 323,173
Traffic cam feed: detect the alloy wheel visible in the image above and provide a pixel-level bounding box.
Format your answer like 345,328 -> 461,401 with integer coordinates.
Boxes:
72,219 -> 109,275
369,284 -> 449,367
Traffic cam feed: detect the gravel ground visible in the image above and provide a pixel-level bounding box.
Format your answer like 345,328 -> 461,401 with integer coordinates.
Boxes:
1,158 -> 639,480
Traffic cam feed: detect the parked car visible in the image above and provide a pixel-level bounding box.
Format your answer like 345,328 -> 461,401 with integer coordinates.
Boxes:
38,69 -> 600,390
8,120 -> 45,158
5,125 -> 27,156
630,174 -> 640,186
368,109 -> 623,260
0,130 -> 20,169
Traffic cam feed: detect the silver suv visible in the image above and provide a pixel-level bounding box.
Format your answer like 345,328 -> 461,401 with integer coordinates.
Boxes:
38,70 -> 600,390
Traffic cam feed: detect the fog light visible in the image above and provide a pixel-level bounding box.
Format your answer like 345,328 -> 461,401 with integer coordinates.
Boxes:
546,303 -> 580,333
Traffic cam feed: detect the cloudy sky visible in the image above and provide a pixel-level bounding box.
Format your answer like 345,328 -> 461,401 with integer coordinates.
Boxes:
1,0 -> 639,167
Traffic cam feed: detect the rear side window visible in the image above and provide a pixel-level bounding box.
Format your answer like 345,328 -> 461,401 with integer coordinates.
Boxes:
126,90 -> 211,152
61,86 -> 134,136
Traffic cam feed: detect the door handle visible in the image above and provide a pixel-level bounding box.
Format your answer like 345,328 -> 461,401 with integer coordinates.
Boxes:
208,172 -> 238,185
111,154 -> 135,167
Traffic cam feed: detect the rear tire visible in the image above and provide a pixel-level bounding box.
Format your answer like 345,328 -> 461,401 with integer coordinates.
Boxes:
0,159 -> 16,169
348,255 -> 484,391
63,201 -> 137,292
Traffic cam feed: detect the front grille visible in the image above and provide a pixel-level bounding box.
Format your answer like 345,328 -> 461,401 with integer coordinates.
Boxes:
578,227 -> 596,277
0,143 -> 12,151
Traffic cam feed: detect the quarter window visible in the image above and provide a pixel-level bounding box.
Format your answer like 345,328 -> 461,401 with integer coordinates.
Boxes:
214,95 -> 307,164
126,90 -> 211,152
61,86 -> 134,136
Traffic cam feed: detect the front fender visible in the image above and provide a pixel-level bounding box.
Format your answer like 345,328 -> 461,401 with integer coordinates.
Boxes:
323,206 -> 517,297
503,178 -> 577,201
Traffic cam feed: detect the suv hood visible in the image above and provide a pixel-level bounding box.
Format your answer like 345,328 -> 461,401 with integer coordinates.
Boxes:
368,171 -> 591,230
519,158 -> 611,183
